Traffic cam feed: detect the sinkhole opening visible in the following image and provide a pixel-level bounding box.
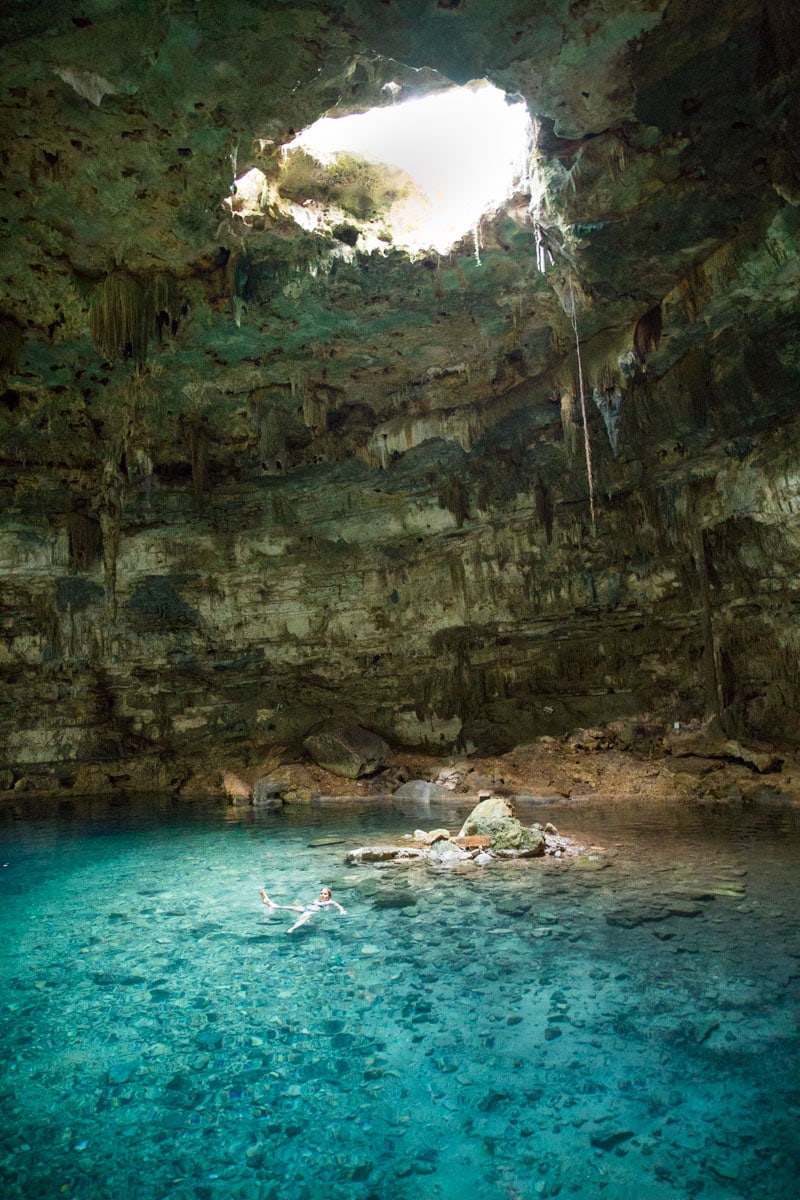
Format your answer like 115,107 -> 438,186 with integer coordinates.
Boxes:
230,80 -> 534,258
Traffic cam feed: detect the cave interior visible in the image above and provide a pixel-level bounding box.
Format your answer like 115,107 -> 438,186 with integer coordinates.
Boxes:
2,0 -> 800,802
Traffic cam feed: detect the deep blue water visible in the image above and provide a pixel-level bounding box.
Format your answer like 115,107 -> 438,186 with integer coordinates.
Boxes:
1,795 -> 799,1200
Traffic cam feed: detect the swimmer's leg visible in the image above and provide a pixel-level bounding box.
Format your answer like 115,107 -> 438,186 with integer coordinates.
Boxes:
287,910 -> 315,934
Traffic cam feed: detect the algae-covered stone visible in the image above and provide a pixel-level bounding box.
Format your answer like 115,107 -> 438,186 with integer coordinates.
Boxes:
458,796 -> 545,855
458,797 -> 514,837
304,721 -> 389,778
488,820 -> 545,854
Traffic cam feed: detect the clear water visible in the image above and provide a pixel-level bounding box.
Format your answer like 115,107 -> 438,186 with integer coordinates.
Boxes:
1,795 -> 799,1200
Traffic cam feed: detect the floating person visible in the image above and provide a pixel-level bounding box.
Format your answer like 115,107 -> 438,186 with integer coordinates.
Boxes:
260,885 -> 347,933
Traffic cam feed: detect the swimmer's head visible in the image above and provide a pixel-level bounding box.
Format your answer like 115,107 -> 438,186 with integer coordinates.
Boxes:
320,886 -> 332,900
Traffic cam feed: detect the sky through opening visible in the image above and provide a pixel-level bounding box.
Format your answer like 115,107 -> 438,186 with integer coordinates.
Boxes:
284,81 -> 532,255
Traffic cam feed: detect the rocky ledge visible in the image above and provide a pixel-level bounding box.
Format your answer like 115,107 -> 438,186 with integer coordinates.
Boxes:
212,714 -> 800,814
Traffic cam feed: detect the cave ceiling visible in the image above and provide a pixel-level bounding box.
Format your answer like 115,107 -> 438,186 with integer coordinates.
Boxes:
1,0 -> 800,792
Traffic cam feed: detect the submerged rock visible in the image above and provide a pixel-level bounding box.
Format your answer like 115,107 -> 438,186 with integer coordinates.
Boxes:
605,901 -> 703,927
429,841 -> 473,866
590,1127 -> 635,1151
372,889 -> 417,909
107,1061 -> 139,1085
346,846 -> 427,864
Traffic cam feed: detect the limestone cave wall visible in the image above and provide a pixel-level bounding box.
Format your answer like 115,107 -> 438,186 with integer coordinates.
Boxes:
1,0 -> 799,796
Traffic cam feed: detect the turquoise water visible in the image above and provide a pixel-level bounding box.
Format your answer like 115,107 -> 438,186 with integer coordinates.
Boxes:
1,796 -> 799,1200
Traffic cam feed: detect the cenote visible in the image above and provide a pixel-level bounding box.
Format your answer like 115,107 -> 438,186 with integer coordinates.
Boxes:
1,797 -> 798,1200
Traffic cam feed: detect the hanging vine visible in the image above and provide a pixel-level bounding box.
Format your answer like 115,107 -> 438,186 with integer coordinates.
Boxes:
567,273 -> 597,535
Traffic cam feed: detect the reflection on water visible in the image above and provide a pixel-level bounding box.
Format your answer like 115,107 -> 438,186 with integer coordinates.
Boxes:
1,797 -> 799,1200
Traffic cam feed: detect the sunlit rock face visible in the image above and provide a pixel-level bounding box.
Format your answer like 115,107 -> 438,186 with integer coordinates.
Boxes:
1,0 -> 799,796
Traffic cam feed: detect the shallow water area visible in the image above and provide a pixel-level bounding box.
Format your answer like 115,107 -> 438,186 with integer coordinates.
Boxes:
1,795 -> 799,1200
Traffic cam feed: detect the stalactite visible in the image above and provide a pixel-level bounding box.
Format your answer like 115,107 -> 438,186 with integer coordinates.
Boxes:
66,511 -> 103,571
633,304 -> 662,361
593,387 -> 623,457
560,391 -> 579,457
99,508 -> 120,620
0,316 -> 24,383
438,477 -> 470,528
667,242 -> 740,325
302,392 -> 327,432
446,556 -> 469,607
693,528 -> 722,717
151,273 -> 181,344
640,481 -> 691,549
186,419 -> 210,508
534,476 -> 553,544
89,271 -> 182,368
225,249 -> 249,327
89,273 -> 149,367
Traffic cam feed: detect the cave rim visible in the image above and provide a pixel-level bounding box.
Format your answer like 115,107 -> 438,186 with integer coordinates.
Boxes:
229,75 -> 538,260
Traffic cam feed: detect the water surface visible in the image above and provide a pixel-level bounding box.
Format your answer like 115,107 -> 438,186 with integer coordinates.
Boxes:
1,796 -> 798,1200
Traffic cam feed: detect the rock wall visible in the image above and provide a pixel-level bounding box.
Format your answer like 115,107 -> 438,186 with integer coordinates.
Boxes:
1,0 -> 799,796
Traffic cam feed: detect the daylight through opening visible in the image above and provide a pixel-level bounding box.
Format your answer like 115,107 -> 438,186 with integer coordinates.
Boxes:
221,81 -> 535,259
284,81 -> 532,255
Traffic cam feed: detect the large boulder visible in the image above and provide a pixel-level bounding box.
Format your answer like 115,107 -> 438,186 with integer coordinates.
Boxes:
666,720 -> 784,773
490,822 -> 545,854
222,771 -> 252,806
252,777 -> 285,809
249,764 -> 323,804
459,796 -> 545,856
303,721 -> 389,779
458,796 -> 513,836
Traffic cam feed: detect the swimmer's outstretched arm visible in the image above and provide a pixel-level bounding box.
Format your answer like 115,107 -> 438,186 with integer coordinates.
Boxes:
326,900 -> 347,914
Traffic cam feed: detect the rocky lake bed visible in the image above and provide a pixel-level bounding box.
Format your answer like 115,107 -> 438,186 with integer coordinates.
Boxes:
2,790 -> 799,1200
